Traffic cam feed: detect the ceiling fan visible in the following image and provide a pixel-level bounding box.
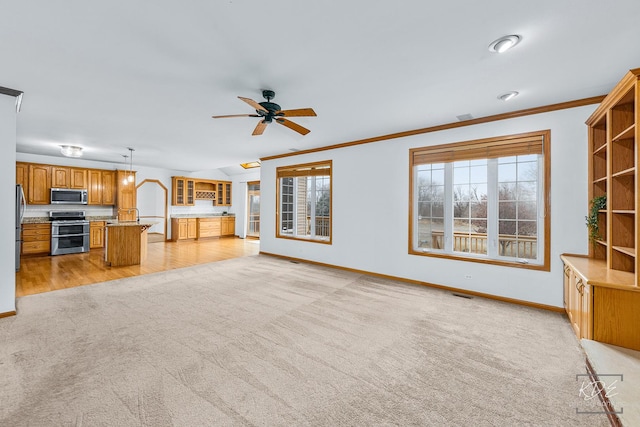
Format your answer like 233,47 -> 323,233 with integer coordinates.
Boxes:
212,90 -> 317,136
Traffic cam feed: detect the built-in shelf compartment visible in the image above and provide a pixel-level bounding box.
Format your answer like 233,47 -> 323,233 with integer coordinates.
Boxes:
612,123 -> 636,142
195,191 -> 216,200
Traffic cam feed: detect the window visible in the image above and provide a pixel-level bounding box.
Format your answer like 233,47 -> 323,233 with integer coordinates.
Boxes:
276,160 -> 332,243
410,130 -> 550,270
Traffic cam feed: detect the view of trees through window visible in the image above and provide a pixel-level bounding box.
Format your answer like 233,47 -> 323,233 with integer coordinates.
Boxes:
417,154 -> 540,261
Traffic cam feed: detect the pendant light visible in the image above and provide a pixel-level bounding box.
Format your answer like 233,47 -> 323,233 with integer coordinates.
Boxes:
127,147 -> 135,183
122,154 -> 129,185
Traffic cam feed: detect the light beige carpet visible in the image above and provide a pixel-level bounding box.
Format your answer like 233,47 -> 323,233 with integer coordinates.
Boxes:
0,255 -> 609,426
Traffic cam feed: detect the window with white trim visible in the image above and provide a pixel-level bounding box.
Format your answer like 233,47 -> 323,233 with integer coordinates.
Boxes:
277,161 -> 332,243
410,131 -> 550,270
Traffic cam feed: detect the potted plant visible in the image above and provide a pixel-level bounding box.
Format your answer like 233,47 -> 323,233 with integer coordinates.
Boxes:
585,195 -> 606,244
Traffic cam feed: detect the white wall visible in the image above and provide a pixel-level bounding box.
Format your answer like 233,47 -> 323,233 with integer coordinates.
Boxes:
1,94 -> 17,314
260,105 -> 596,308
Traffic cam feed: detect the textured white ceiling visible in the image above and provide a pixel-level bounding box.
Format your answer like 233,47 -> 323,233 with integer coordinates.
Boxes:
3,1 -> 640,174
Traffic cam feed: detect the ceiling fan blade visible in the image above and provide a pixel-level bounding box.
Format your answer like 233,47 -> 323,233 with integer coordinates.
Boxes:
238,96 -> 268,113
276,118 -> 311,135
277,108 -> 317,117
212,114 -> 260,119
252,120 -> 268,136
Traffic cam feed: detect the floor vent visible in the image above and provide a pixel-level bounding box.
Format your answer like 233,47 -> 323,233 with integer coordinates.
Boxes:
452,293 -> 473,299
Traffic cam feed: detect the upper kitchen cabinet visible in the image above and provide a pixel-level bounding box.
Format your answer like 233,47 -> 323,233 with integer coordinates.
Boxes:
27,164 -> 51,204
171,176 -> 195,206
51,166 -> 87,189
70,168 -> 87,189
16,162 -> 28,189
116,170 -> 137,221
102,170 -> 116,205
216,181 -> 232,206
88,169 -> 116,205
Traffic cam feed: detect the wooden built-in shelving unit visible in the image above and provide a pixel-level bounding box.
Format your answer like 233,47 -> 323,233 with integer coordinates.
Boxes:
563,68 -> 640,352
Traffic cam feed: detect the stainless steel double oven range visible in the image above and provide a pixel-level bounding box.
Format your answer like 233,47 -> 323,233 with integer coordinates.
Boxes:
49,211 -> 90,255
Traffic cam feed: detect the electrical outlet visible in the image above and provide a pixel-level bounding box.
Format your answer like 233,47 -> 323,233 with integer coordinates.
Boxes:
464,274 -> 472,279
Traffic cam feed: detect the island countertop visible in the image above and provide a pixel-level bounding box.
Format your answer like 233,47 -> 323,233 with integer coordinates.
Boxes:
105,220 -> 158,227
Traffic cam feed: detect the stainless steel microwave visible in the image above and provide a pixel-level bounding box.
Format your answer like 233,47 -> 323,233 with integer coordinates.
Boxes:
50,188 -> 88,204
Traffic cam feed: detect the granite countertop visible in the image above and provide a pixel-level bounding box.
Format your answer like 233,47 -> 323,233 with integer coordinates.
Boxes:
22,216 -> 116,224
171,213 -> 235,218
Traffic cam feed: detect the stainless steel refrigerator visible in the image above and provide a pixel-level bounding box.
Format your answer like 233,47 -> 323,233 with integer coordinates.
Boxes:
16,184 -> 25,271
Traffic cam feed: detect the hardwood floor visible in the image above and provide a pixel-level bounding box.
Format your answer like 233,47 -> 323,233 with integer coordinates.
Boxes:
16,238 -> 260,298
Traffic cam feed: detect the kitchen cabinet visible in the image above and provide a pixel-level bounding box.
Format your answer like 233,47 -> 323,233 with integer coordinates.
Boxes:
221,216 -> 235,236
197,217 -> 221,238
51,166 -> 86,188
172,177 -> 195,206
173,216 -> 235,240
171,218 -> 197,240
22,223 -> 51,255
90,221 -> 105,249
51,166 -> 69,188
216,181 -> 232,206
27,164 -> 51,204
116,170 -> 137,221
16,162 -> 28,189
70,168 -> 87,189
88,169 -> 116,205
102,170 -> 116,205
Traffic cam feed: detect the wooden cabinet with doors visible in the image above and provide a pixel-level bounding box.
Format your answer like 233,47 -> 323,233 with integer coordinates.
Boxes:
221,216 -> 235,236
21,223 -> 51,255
87,169 -> 117,205
563,260 -> 593,339
102,170 -> 116,205
561,69 -> 640,351
51,166 -> 69,188
216,181 -> 232,206
70,168 -> 87,189
51,166 -> 86,189
562,255 -> 640,350
171,218 -> 197,240
90,221 -> 105,248
16,162 -> 28,189
116,170 -> 137,221
27,164 -> 51,204
171,177 -> 195,206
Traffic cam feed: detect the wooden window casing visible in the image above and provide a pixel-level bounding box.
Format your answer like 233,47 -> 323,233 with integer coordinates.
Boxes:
409,130 -> 551,271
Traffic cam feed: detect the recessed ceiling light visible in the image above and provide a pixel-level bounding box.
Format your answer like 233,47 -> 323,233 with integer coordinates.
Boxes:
497,91 -> 519,101
488,35 -> 521,53
60,145 -> 83,157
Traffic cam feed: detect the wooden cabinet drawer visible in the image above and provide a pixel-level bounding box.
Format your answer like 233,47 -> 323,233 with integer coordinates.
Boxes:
22,224 -> 51,239
22,240 -> 50,255
197,218 -> 221,238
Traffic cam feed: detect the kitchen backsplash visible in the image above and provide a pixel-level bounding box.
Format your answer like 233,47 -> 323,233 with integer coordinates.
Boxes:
24,205 -> 115,218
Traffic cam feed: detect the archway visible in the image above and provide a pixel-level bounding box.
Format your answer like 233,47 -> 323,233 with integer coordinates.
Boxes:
136,179 -> 168,242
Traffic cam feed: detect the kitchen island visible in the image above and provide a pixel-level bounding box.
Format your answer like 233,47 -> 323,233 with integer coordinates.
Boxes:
105,221 -> 156,267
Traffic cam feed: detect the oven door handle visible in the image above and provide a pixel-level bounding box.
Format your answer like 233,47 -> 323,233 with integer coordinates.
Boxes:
52,233 -> 90,238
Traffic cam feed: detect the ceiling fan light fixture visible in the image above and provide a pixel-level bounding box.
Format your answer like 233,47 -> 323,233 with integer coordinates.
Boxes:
498,91 -> 519,101
488,35 -> 521,53
60,145 -> 83,158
